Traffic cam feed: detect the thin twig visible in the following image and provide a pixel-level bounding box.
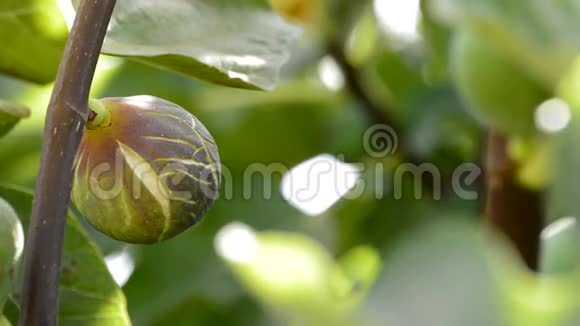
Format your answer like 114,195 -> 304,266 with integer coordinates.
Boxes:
327,41 -> 402,132
19,1 -> 116,324
326,40 -> 426,168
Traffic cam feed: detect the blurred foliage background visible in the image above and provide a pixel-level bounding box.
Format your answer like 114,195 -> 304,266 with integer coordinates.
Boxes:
3,0 -> 580,325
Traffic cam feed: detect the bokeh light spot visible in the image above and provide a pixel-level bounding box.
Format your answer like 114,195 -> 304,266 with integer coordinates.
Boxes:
281,154 -> 360,216
534,98 -> 571,134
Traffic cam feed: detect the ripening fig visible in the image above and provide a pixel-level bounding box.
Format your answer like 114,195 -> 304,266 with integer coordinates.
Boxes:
451,31 -> 549,136
72,96 -> 221,244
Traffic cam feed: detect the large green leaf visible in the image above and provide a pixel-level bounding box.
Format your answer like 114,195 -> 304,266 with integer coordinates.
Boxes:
68,0 -> 301,90
429,0 -> 580,88
0,0 -> 68,83
539,217 -> 580,274
0,185 -> 131,325
360,220 -> 505,326
549,60 -> 580,225
548,107 -> 580,219
220,227 -> 380,325
420,0 -> 452,84
0,100 -> 29,138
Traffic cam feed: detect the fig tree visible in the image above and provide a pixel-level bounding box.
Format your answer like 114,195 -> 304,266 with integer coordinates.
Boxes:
72,96 -> 221,244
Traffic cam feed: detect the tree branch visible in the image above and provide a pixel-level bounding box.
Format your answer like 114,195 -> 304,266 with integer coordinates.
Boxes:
327,41 -> 402,132
484,130 -> 542,270
326,41 -> 428,168
19,1 -> 116,324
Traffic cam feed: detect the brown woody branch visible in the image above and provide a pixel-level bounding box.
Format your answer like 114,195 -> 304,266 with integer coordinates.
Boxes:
19,1 -> 116,324
484,130 -> 542,270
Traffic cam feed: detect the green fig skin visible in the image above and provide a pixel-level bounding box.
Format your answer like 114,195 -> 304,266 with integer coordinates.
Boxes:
72,96 -> 221,244
451,31 -> 549,136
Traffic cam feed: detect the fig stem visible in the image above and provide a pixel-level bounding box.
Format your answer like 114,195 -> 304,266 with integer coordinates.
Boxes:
18,1 -> 116,325
87,98 -> 111,129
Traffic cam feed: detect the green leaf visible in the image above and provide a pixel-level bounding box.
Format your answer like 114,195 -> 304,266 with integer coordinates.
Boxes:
360,220 -> 505,325
345,6 -> 379,67
0,100 -> 29,138
420,0 -> 452,84
540,217 -> 580,274
548,104 -> 580,224
0,315 -> 11,326
405,85 -> 479,160
150,296 -> 268,326
69,0 -> 301,90
2,297 -> 18,325
499,261 -> 580,326
330,245 -> 381,311
0,185 -> 131,325
0,197 -> 23,311
0,1 -> 68,83
216,225 -> 378,325
375,50 -> 425,110
549,60 -> 580,229
220,227 -> 347,324
0,185 -> 32,223
450,30 -> 547,137
429,0 -> 580,88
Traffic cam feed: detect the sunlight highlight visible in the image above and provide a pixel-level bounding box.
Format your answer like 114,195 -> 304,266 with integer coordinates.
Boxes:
318,56 -> 345,92
104,248 -> 136,287
122,95 -> 161,108
13,219 -> 24,264
374,0 -> 421,43
280,154 -> 360,216
200,55 -> 267,68
215,222 -> 259,263
250,241 -> 325,289
227,71 -> 250,82
534,98 -> 572,134
541,216 -> 577,240
57,0 -> 75,29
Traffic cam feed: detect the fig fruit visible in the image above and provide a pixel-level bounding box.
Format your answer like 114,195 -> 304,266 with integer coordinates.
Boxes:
451,31 -> 548,136
72,96 -> 221,244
